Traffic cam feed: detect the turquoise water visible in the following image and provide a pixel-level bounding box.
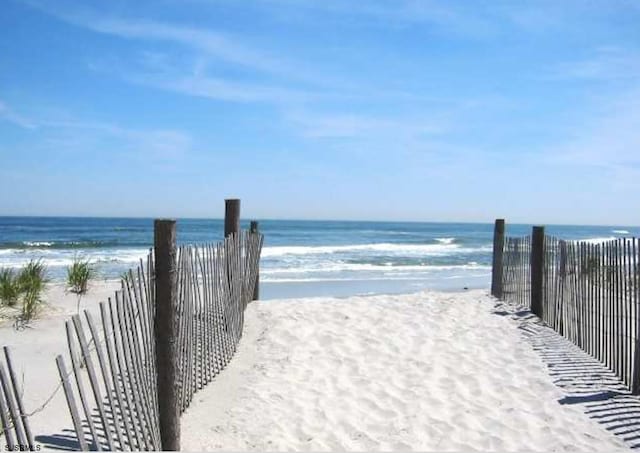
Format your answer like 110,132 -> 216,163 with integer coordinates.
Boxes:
1,217 -> 638,298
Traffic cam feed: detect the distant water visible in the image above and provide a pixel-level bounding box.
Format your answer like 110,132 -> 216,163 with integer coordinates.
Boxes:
1,217 -> 638,298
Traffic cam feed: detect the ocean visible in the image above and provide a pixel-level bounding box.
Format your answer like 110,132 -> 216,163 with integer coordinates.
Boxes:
1,217 -> 637,299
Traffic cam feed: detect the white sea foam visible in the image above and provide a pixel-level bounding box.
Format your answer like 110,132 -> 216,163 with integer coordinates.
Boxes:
0,248 -> 148,268
435,237 -> 456,245
23,241 -> 54,247
612,230 -> 630,234
261,242 -> 490,257
261,263 -> 491,275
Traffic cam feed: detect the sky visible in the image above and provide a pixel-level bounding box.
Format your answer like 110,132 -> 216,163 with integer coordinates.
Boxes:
1,0 -> 639,225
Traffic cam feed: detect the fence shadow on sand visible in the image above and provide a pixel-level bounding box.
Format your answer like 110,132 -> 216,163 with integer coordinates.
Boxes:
493,300 -> 640,449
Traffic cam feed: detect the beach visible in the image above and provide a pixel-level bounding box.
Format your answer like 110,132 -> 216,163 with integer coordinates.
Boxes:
178,289 -> 629,451
0,283 -> 634,451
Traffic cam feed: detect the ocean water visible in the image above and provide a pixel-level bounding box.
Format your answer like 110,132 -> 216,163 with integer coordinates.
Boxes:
0,217 -> 638,299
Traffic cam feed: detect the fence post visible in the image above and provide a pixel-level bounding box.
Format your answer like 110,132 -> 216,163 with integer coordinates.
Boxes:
154,219 -> 180,451
491,219 -> 505,299
531,226 -> 545,319
225,199 -> 241,238
250,221 -> 259,301
633,339 -> 640,394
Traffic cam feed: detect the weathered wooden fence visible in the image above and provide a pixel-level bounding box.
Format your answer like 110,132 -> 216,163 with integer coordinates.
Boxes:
0,347 -> 35,450
502,235 -> 531,309
492,220 -> 640,393
55,204 -> 263,450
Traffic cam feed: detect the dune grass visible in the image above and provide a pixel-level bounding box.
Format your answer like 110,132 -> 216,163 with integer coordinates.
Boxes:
0,269 -> 20,307
67,256 -> 95,295
17,260 -> 48,322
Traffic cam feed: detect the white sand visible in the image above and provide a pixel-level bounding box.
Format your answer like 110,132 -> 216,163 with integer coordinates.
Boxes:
0,280 -> 121,449
181,290 -> 630,452
0,284 -> 633,451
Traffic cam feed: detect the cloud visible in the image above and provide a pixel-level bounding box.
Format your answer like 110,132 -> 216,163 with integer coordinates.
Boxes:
0,100 -> 38,129
286,110 -> 449,140
39,119 -> 193,161
200,0 -> 496,37
118,61 -> 317,104
551,47 -> 640,81
542,88 -> 640,187
24,1 -> 327,84
26,1 -> 349,105
79,17 -> 288,76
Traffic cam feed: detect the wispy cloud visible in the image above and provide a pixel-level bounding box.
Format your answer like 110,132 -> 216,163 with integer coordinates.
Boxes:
108,55 -> 319,104
0,102 -> 192,161
0,100 -> 37,129
24,1 -> 329,85
543,88 -> 640,188
551,47 -> 640,81
38,119 -> 193,161
26,1 -> 349,104
206,0 -> 496,37
286,110 -> 449,140
78,17 -> 288,76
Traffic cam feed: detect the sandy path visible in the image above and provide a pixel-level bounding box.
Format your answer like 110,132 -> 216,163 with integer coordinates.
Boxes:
181,290 -> 630,452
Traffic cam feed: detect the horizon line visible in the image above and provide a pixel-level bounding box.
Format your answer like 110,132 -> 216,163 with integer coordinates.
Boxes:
0,214 -> 637,229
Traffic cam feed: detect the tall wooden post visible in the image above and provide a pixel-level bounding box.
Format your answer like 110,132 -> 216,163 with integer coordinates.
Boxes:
531,226 -> 545,319
632,339 -> 640,394
225,199 -> 240,238
154,219 -> 179,451
250,221 -> 259,301
491,219 -> 505,299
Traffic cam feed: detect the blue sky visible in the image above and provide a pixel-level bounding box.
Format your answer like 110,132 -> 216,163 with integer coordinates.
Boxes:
1,0 -> 639,225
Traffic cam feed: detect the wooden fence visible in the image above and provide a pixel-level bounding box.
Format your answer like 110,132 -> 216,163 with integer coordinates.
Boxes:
55,206 -> 263,450
502,235 -> 531,309
492,221 -> 640,392
0,347 -> 35,450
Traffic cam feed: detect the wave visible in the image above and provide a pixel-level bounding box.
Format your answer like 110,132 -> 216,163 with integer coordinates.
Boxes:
435,237 -> 455,245
612,230 -> 630,234
261,262 -> 491,275
23,241 -> 54,247
0,248 -> 149,268
0,240 -> 127,249
261,242 -> 490,258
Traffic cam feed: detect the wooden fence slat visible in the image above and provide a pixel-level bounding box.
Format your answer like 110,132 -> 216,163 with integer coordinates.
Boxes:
56,355 -> 90,451
71,314 -> 116,451
3,347 -> 34,450
98,301 -> 136,450
65,321 -> 103,451
83,310 -> 127,450
116,291 -> 154,450
108,296 -> 144,450
0,363 -> 27,447
121,279 -> 159,449
0,363 -> 16,449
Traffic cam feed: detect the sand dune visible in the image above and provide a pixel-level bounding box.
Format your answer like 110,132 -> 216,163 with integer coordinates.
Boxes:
181,290 -> 629,451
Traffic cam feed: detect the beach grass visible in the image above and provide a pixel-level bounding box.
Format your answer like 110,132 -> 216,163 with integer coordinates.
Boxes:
0,269 -> 20,307
17,260 -> 48,322
67,256 -> 95,295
